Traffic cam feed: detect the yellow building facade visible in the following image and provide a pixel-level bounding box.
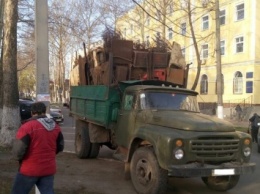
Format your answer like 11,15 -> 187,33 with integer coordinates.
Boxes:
117,0 -> 260,106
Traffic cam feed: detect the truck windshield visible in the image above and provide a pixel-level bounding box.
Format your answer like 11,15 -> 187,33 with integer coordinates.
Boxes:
140,92 -> 200,112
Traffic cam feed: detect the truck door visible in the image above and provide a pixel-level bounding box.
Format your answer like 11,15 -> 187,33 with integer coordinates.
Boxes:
116,92 -> 137,148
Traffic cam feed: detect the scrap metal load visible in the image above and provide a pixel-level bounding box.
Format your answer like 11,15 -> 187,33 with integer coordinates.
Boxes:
70,39 -> 188,87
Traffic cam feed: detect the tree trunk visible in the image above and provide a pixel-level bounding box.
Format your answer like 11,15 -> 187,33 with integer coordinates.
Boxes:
0,43 -> 3,129
0,0 -> 20,147
188,0 -> 201,91
0,0 -> 5,129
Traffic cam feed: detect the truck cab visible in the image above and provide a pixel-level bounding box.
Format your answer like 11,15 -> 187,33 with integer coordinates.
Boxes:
114,82 -> 255,194
116,84 -> 199,147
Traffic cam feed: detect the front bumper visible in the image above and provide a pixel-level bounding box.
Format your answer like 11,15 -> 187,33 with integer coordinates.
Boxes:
168,162 -> 255,177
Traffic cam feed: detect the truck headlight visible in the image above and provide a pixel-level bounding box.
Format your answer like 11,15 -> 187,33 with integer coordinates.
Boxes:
243,147 -> 251,157
174,149 -> 184,160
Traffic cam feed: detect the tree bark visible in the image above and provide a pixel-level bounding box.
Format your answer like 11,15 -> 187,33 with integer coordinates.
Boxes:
0,0 -> 5,129
188,0 -> 201,91
0,0 -> 20,147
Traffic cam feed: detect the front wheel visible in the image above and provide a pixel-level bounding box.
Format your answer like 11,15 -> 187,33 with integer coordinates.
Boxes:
130,147 -> 168,194
201,175 -> 240,191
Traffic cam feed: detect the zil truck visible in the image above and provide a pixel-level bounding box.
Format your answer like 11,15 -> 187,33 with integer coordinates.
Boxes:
69,39 -> 255,194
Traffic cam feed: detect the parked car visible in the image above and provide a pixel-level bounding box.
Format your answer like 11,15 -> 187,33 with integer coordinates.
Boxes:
19,99 -> 34,123
50,106 -> 64,124
50,110 -> 64,124
50,105 -> 62,113
19,101 -> 64,124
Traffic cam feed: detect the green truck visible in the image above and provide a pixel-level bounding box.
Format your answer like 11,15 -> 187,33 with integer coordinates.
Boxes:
70,79 -> 255,194
70,39 -> 255,193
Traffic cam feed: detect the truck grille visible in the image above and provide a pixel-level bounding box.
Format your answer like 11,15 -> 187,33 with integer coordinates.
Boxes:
190,137 -> 239,160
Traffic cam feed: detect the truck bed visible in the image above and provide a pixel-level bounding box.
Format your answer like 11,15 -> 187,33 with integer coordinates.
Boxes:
70,85 -> 120,127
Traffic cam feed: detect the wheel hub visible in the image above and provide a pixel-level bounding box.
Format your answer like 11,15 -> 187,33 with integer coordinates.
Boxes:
136,159 -> 152,185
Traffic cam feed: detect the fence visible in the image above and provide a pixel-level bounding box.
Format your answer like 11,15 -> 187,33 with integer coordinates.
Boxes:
223,95 -> 253,120
199,95 -> 253,120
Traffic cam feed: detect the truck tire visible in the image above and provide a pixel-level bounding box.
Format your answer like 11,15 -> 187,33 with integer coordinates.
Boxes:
75,120 -> 91,158
130,147 -> 168,194
201,175 -> 240,191
88,143 -> 100,158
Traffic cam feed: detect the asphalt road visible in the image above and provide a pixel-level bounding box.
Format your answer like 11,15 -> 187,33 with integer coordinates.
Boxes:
60,107 -> 260,194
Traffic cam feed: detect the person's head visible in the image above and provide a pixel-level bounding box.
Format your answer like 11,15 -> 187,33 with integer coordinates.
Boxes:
31,102 -> 46,116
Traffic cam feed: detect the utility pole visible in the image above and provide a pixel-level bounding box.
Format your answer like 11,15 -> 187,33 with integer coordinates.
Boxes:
35,0 -> 49,191
215,0 -> 223,119
35,0 -> 50,112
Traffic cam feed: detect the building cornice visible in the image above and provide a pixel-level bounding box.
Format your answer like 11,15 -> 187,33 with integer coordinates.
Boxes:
189,60 -> 260,71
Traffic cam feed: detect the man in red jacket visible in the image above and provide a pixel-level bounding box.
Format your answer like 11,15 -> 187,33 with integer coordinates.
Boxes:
11,102 -> 64,194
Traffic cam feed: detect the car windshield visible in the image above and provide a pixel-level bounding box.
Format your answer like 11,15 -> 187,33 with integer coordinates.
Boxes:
140,91 -> 200,112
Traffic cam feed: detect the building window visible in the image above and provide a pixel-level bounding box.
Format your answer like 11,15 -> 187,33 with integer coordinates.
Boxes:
201,0 -> 210,7
200,74 -> 208,94
124,28 -> 127,37
246,81 -> 253,93
233,71 -> 243,94
146,36 -> 150,48
168,28 -> 173,40
201,44 -> 208,58
236,3 -> 244,21
156,32 -> 161,38
180,0 -> 188,9
220,9 -> 226,25
168,5 -> 173,15
246,72 -> 253,78
202,15 -> 209,30
220,40 -> 225,55
156,10 -> 161,20
146,15 -> 150,25
181,22 -> 186,35
235,36 -> 244,53
130,24 -> 133,34
181,48 -> 185,58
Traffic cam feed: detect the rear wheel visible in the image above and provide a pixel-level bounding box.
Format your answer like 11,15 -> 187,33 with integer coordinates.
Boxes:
130,147 -> 168,194
75,120 -> 100,158
201,175 -> 240,191
88,143 -> 100,158
75,120 -> 91,158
